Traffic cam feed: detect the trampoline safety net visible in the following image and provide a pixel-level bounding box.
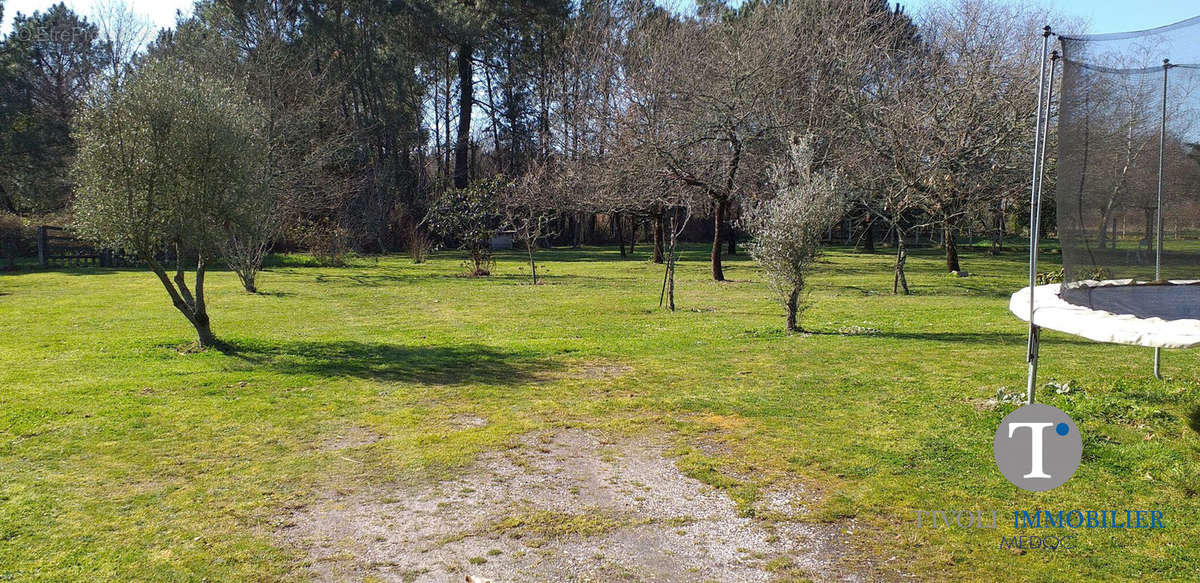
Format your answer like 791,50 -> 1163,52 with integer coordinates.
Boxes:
1056,15 -> 1200,316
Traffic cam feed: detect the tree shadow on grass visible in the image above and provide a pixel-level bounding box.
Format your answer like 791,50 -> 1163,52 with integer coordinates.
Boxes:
304,271 -> 640,287
524,245 -> 718,263
874,331 -> 1094,347
222,338 -> 555,386
251,290 -> 295,298
1189,406 -> 1200,435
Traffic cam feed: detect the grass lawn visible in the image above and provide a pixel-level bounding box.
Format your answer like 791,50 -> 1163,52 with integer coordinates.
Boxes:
1,244 -> 1197,581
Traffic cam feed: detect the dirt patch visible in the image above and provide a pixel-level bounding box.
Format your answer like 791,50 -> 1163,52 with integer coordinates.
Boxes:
539,360 -> 632,381
575,363 -> 633,379
449,415 -> 490,429
322,426 -> 382,451
280,429 -> 862,582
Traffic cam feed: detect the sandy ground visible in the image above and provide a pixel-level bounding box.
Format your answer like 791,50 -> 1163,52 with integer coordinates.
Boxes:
279,429 -> 865,583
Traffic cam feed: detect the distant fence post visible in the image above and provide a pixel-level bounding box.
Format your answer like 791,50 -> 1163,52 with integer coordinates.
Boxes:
37,226 -> 48,268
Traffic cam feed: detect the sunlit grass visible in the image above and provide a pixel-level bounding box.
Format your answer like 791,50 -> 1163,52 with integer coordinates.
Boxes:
0,243 -> 1196,581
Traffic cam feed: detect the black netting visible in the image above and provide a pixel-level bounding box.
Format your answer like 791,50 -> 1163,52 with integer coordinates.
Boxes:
1055,15 -> 1200,300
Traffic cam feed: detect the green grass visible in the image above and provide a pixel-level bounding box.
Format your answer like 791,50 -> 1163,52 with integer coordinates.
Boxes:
1,244 -> 1198,581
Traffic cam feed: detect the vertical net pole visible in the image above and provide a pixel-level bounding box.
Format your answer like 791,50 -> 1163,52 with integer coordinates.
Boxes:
1153,59 -> 1170,380
1026,27 -> 1053,405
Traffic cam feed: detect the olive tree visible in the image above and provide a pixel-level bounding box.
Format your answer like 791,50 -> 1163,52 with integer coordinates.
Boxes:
746,136 -> 846,332
72,61 -> 266,348
162,3 -> 356,289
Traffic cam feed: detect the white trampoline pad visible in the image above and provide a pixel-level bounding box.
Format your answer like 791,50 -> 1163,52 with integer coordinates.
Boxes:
1010,280 -> 1200,349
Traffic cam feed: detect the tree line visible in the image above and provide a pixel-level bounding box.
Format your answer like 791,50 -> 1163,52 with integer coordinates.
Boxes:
0,0 -> 1052,343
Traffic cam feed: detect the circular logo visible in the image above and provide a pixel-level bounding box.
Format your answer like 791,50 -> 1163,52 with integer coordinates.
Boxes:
993,404 -> 1082,491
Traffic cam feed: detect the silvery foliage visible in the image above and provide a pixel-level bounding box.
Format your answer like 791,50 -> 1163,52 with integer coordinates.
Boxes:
72,60 -> 267,257
747,136 -> 846,308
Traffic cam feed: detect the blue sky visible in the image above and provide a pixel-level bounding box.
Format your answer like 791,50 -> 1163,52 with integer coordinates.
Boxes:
2,0 -> 193,34
2,0 -> 1198,39
898,0 -> 1198,35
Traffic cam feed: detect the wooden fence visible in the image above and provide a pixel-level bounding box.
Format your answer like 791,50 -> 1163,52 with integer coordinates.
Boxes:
36,226 -> 130,268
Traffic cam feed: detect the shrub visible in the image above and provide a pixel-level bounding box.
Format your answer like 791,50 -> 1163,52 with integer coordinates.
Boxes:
296,218 -> 354,267
1036,268 -> 1064,285
406,225 -> 432,264
425,178 -> 505,276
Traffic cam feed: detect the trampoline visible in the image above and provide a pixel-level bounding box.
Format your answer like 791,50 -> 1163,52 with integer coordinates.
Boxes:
1014,16 -> 1200,402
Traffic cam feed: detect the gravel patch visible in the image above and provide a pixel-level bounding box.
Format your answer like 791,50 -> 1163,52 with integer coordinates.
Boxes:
280,429 -> 863,582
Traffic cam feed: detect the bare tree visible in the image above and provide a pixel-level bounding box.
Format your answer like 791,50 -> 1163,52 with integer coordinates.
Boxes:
832,4 -> 929,293
659,202 -> 691,312
635,11 -> 779,282
913,0 -> 1049,273
502,162 -> 561,284
622,2 -> 920,282
222,201 -> 276,294
844,62 -> 935,295
91,0 -> 152,83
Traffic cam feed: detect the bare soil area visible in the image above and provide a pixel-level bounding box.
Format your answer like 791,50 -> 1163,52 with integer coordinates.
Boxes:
280,429 -> 863,582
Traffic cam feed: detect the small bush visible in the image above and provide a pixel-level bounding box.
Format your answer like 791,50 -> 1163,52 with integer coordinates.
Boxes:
425,179 -> 504,276
406,225 -> 432,264
297,219 -> 353,267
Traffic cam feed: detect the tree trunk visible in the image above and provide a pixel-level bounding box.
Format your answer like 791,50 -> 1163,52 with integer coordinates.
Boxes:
239,272 -> 257,294
573,213 -> 583,248
628,216 -> 636,255
652,212 -> 665,264
149,254 -> 218,348
990,207 -> 1004,256
667,242 -> 677,311
1143,208 -> 1154,250
660,210 -> 679,311
893,240 -> 909,295
192,314 -> 217,348
1106,214 -> 1114,250
785,285 -> 801,332
615,212 -> 626,258
482,63 -> 502,169
711,198 -> 726,281
453,42 -> 474,189
944,227 -> 960,273
860,212 -> 875,253
527,242 -> 538,285
724,204 -> 737,255
1097,208 -> 1110,250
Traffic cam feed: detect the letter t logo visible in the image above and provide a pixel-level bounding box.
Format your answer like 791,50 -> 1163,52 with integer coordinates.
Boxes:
1008,422 -> 1054,479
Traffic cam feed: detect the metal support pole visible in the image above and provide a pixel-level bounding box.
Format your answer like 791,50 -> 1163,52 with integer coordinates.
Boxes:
1026,27 -> 1053,405
1156,60 -> 1169,280
1153,59 -> 1170,380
